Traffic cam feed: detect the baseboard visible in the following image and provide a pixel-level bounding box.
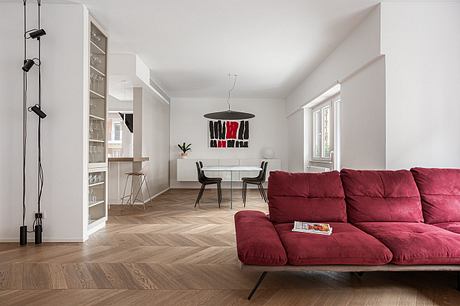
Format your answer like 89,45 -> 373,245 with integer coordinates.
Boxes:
0,237 -> 85,243
110,187 -> 170,205
143,187 -> 170,204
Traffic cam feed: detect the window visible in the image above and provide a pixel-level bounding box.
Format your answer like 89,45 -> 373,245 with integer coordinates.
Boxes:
113,122 -> 122,142
304,84 -> 341,172
108,118 -> 123,145
106,112 -> 134,157
312,101 -> 333,161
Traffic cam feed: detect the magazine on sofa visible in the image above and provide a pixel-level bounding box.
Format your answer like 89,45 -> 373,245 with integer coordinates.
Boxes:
292,221 -> 332,235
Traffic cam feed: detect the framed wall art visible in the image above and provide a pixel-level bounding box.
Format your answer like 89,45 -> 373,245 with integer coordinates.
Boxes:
208,120 -> 249,148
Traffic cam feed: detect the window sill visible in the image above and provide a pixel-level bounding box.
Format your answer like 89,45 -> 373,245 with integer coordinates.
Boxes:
309,160 -> 333,164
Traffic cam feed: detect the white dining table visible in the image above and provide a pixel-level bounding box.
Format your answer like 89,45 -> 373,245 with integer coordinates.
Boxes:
201,166 -> 262,209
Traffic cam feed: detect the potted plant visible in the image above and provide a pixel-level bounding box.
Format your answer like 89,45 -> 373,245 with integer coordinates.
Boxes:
178,142 -> 192,158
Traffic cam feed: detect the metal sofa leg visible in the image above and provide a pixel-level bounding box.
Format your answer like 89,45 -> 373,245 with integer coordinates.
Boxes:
247,272 -> 267,300
457,271 -> 460,291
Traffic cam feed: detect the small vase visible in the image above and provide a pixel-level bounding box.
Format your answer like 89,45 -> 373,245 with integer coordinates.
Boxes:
180,152 -> 189,159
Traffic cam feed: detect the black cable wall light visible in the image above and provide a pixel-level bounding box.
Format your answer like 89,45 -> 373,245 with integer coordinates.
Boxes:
204,74 -> 255,120
20,0 -> 47,246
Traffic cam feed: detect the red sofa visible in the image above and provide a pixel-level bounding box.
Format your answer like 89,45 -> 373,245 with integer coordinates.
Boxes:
235,168 -> 460,299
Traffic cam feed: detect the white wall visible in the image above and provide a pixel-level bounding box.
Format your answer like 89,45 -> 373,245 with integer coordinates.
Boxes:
141,89 -> 170,195
0,2 -> 87,241
285,1 -> 460,171
381,1 -> 460,169
285,5 -> 381,116
286,109 -> 306,172
170,98 -> 288,188
341,57 -> 386,169
108,95 -> 133,113
133,87 -> 143,159
285,5 -> 384,170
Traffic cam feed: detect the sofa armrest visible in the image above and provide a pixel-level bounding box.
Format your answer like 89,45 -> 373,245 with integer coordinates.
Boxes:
234,211 -> 287,266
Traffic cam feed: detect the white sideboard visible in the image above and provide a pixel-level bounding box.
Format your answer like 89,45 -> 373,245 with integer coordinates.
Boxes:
177,158 -> 282,182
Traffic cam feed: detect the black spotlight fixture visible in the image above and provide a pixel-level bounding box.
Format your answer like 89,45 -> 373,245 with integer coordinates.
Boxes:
22,58 -> 39,72
28,28 -> 46,39
22,59 -> 35,72
29,104 -> 47,119
204,74 -> 255,120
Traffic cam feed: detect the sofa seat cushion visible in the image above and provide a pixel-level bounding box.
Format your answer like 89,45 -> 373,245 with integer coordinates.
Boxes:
411,168 -> 460,224
234,211 -> 287,266
274,223 -> 392,265
268,171 -> 347,223
341,169 -> 423,223
355,222 -> 460,265
433,222 -> 460,234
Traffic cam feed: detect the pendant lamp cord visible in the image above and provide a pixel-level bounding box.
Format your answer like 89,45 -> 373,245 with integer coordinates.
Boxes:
226,74 -> 238,111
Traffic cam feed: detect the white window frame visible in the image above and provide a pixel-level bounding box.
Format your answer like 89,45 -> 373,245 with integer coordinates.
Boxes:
311,99 -> 334,162
109,120 -> 123,145
309,94 -> 341,167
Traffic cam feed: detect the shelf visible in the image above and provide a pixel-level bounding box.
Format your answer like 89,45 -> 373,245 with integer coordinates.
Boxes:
90,90 -> 105,99
88,217 -> 103,225
89,162 -> 107,169
89,114 -> 105,121
87,217 -> 107,235
89,200 -> 105,208
90,41 -> 106,55
89,181 -> 105,187
87,19 -> 108,236
90,65 -> 106,77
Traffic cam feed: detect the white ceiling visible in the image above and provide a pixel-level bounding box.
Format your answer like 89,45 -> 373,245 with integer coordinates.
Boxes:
74,0 -> 381,98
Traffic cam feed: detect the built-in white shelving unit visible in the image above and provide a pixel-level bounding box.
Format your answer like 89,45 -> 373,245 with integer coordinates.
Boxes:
87,17 -> 108,236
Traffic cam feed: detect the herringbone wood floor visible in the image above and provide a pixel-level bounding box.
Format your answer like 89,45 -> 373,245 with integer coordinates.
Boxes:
1,189 -> 460,306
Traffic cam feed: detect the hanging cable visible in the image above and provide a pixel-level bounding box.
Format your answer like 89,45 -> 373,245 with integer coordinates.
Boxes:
226,74 -> 238,111
37,0 -> 43,213
35,0 -> 44,244
20,0 -> 29,245
22,0 -> 27,227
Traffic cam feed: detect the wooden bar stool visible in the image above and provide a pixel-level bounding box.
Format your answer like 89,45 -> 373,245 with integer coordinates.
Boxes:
121,170 -> 152,210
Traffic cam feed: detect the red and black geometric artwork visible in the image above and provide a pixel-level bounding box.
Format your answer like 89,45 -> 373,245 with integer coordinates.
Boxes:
209,120 -> 249,148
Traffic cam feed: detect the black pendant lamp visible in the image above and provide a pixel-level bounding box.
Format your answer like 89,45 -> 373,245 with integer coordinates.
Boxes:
204,74 -> 255,120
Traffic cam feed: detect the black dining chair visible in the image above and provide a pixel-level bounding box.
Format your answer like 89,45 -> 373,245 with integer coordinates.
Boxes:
195,161 -> 222,208
242,161 -> 268,206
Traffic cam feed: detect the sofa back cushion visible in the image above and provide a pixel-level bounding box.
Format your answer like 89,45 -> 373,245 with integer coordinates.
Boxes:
411,167 -> 460,224
341,169 -> 423,223
268,171 -> 347,223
